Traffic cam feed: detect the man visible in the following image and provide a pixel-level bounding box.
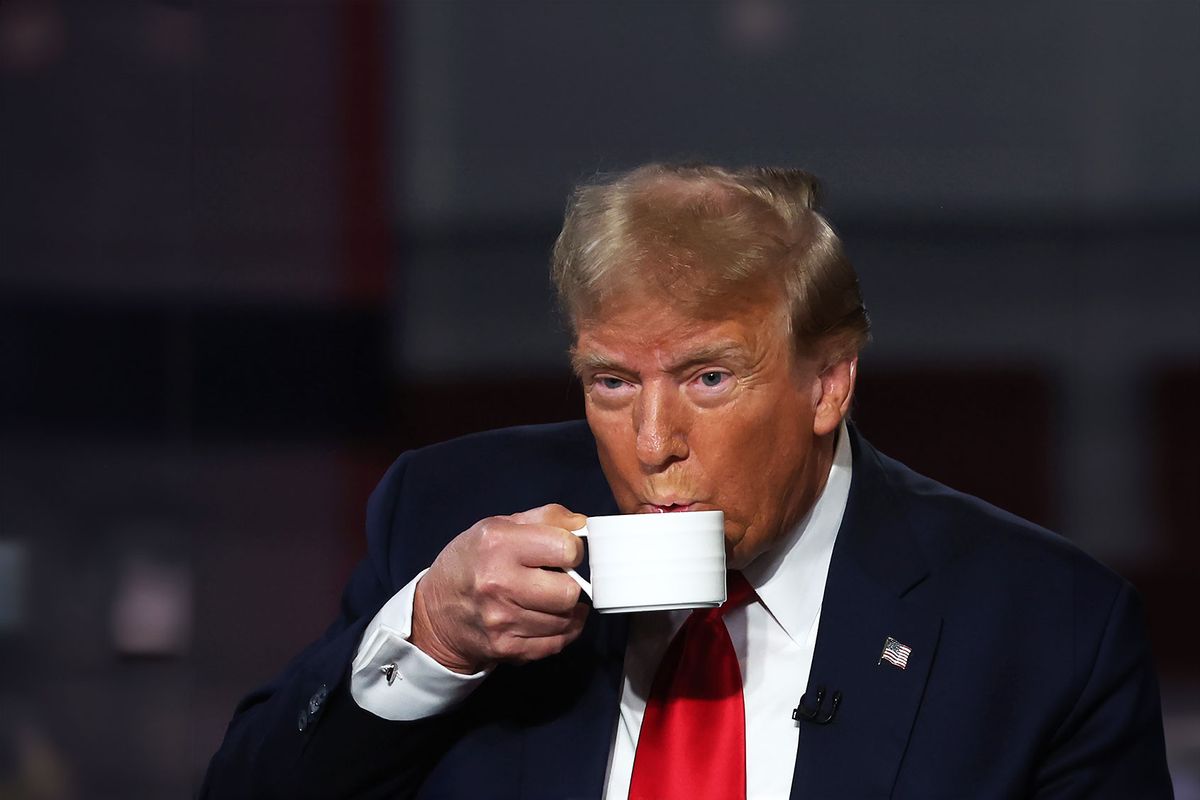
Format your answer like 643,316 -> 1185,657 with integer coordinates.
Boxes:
202,164 -> 1173,798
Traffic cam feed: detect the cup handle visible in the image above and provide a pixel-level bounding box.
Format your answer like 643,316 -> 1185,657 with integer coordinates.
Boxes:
564,526 -> 591,598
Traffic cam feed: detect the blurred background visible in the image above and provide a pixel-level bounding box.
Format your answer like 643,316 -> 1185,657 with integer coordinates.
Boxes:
1,1 -> 1197,797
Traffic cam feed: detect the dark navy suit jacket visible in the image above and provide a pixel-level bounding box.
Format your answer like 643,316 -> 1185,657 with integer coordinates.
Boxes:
202,421 -> 1173,799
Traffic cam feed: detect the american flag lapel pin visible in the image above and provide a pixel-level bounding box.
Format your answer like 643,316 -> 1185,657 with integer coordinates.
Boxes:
879,636 -> 913,670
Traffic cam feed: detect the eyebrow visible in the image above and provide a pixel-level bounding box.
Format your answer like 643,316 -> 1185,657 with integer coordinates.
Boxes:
570,350 -> 617,377
570,341 -> 751,377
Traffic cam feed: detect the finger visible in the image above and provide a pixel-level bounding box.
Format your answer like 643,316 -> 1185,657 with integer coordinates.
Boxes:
506,523 -> 583,569
507,605 -> 585,638
509,567 -> 582,614
510,503 -> 588,533
507,607 -> 589,663
482,604 -> 587,660
472,517 -> 579,570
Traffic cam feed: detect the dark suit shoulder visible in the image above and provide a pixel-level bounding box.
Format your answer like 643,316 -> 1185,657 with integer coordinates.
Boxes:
396,420 -> 612,515
846,436 -> 1170,797
866,441 -> 1126,595
404,420 -> 599,477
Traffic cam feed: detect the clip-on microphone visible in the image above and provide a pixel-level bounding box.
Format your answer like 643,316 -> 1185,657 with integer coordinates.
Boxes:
792,685 -> 842,725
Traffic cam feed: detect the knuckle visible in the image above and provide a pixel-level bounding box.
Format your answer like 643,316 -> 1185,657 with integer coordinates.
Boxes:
480,623 -> 508,652
473,569 -> 505,600
547,614 -> 573,635
479,605 -> 509,632
549,575 -> 578,606
558,578 -> 582,609
512,504 -> 552,523
475,519 -> 504,548
564,534 -> 584,566
515,503 -> 570,525
532,636 -> 569,661
538,532 -> 566,569
472,571 -> 508,609
491,633 -> 521,660
477,516 -> 519,551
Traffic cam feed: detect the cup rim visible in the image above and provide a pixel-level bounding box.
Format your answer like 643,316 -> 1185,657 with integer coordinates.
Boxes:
585,509 -> 724,528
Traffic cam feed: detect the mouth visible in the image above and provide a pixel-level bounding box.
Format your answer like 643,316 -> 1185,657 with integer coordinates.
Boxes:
643,502 -> 697,513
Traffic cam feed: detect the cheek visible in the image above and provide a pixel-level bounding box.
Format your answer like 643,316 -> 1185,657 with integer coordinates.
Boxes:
586,404 -> 624,449
702,402 -> 812,535
586,409 -> 641,497
595,431 -> 636,473
702,400 -> 791,466
694,422 -> 769,519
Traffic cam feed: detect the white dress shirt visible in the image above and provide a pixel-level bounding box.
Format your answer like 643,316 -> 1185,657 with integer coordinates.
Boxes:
602,425 -> 851,799
351,423 -> 852,799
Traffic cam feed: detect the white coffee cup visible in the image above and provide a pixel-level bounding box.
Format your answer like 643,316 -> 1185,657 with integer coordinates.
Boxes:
564,510 -> 727,613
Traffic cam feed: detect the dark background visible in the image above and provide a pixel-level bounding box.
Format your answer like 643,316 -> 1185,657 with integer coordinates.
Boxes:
1,1 -> 1197,797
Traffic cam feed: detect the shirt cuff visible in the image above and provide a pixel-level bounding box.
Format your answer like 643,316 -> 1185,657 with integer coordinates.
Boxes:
350,568 -> 490,721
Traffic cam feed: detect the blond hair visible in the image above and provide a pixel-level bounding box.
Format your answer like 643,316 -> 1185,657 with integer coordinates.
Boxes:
551,163 -> 870,362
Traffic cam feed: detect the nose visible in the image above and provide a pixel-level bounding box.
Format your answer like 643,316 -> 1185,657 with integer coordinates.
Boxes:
634,383 -> 689,470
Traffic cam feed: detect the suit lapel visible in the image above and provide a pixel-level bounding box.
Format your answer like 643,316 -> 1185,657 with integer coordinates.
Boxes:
510,425 -> 945,798
791,427 -> 943,799
518,611 -> 630,800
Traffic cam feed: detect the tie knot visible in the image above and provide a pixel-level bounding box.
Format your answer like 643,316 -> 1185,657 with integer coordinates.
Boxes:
690,572 -> 756,624
718,571 -> 756,617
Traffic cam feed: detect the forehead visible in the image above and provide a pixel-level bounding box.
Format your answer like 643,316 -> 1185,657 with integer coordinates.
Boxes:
576,266 -> 786,328
571,291 -> 792,369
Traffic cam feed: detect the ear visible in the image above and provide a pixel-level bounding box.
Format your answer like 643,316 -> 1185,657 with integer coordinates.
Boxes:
813,357 -> 857,436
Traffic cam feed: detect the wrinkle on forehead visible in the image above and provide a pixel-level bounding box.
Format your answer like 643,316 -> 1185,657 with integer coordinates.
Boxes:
577,271 -> 788,329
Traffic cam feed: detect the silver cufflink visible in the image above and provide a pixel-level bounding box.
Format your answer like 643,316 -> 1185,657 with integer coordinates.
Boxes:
380,663 -> 398,686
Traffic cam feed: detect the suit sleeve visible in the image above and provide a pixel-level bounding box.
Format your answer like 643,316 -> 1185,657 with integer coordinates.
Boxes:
1032,582 -> 1174,799
200,452 -> 470,800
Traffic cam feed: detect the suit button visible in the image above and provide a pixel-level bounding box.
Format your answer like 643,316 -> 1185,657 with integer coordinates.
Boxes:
297,709 -> 309,732
309,684 -> 329,715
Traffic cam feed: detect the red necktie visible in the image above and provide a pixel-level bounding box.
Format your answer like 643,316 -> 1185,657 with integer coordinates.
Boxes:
628,572 -> 758,800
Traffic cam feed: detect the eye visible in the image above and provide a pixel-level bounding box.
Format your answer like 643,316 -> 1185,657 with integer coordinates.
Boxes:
698,371 -> 728,388
588,374 -> 635,406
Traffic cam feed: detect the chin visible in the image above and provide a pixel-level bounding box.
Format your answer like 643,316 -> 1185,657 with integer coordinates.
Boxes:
723,534 -> 748,567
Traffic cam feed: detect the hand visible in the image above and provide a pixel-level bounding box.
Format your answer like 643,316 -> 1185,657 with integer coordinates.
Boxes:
410,504 -> 589,674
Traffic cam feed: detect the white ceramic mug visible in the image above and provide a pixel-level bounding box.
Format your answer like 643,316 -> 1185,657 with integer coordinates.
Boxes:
565,509 -> 726,613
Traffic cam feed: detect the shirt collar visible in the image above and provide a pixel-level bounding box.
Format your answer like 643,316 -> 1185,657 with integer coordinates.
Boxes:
742,419 -> 852,647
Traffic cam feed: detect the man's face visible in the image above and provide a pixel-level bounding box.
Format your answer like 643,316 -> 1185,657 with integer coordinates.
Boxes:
574,290 -> 841,569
